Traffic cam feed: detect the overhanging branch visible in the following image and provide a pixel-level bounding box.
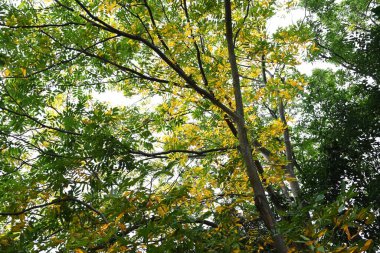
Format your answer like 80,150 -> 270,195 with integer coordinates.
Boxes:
0,197 -> 108,223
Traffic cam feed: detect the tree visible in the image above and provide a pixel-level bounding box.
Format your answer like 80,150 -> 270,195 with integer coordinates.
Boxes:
303,0 -> 380,82
0,0 -> 376,252
294,0 -> 380,250
295,69 -> 380,249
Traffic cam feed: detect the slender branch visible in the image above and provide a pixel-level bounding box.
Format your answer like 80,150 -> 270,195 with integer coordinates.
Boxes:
0,105 -> 80,136
278,98 -> 301,199
183,0 -> 209,87
3,51 -> 81,79
129,147 -> 234,158
315,41 -> 360,73
143,0 -> 170,51
261,54 -> 268,84
0,22 -> 85,29
69,197 -> 109,223
122,7 -> 155,43
0,197 -> 108,223
69,46 -> 172,84
233,0 -> 251,46
6,33 -> 119,79
0,199 -> 66,216
192,219 -> 218,228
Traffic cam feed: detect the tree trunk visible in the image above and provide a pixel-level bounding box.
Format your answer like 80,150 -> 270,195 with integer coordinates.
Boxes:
224,1 -> 288,251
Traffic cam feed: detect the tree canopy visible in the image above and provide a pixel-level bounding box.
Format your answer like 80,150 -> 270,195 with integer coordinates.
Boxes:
0,0 -> 378,252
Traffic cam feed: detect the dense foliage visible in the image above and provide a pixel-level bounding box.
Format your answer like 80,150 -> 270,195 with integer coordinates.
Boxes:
0,0 -> 378,252
296,0 -> 380,247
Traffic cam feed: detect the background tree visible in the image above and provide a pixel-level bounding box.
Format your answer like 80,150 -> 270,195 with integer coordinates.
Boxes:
294,0 -> 380,250
304,0 -> 380,82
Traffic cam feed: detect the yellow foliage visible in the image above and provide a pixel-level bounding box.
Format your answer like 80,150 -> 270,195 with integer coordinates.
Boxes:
342,224 -> 351,240
347,246 -> 359,253
51,236 -> 64,245
21,68 -> 26,77
215,206 -> 224,213
316,229 -> 328,238
157,205 -> 169,217
11,221 -> 25,232
100,223 -> 110,232
115,212 -> 124,224
3,69 -> 11,77
361,239 -> 373,251
104,0 -> 118,14
122,191 -> 132,197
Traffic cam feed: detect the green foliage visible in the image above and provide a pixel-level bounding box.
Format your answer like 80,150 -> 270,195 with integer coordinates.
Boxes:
303,0 -> 380,82
295,69 -> 380,252
295,0 -> 380,250
0,0 -> 378,252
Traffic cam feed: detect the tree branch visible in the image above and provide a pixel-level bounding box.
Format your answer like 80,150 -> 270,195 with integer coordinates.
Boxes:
182,0 -> 209,87
129,147 -> 234,158
0,22 -> 85,29
0,197 -> 108,223
143,0 -> 170,51
0,105 -> 81,136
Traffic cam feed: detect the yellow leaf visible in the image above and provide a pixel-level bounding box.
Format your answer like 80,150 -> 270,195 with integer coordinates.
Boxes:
11,222 -> 25,232
184,24 -> 191,37
119,223 -> 127,231
51,237 -> 64,245
356,208 -> 367,221
317,228 -> 327,238
41,141 -> 50,148
21,68 -> 27,77
74,249 -> 85,253
122,191 -> 131,197
157,205 -> 168,217
105,1 -> 118,13
168,41 -> 175,47
342,225 -> 351,240
0,239 -> 9,246
305,240 -> 314,246
347,246 -> 358,253
115,212 -> 124,223
215,206 -> 224,213
146,199 -> 153,208
19,213 -> 25,222
361,239 -> 373,251
333,246 -> 347,252
179,155 -> 188,166
100,223 -> 110,232
4,69 -> 11,77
